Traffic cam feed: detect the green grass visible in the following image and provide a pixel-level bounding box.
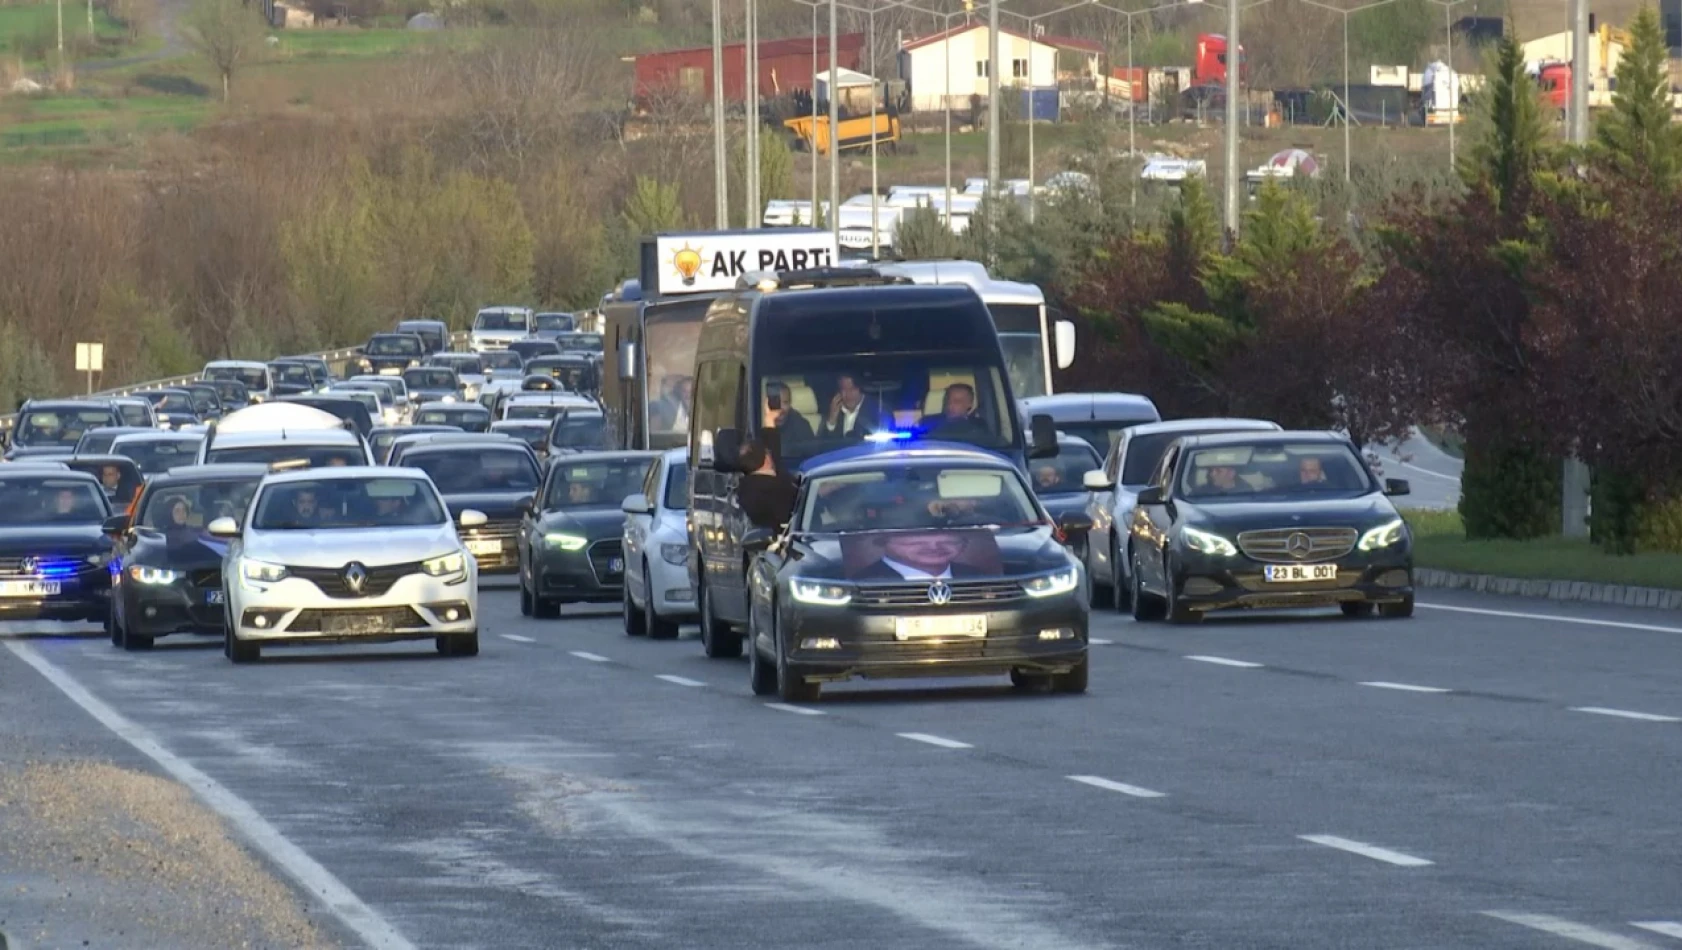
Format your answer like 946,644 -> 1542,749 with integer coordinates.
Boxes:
264,27 -> 443,60
0,2 -> 135,65
1402,509 -> 1682,591
0,90 -> 208,150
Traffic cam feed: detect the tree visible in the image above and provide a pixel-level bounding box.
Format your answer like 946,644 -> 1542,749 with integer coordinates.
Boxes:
1457,35 -> 1550,216
183,0 -> 266,102
1593,5 -> 1682,188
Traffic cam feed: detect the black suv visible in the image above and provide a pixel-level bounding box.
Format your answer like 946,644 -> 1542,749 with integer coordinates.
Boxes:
352,333 -> 428,376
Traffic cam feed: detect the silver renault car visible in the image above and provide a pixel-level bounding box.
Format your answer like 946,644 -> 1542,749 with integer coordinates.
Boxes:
209,467 -> 485,663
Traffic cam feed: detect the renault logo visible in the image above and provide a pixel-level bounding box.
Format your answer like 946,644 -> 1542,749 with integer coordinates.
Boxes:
343,562 -> 368,594
19,557 -> 37,575
1286,533 -> 1313,558
927,581 -> 952,606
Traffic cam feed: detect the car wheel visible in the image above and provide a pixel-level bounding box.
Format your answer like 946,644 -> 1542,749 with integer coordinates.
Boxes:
623,576 -> 646,637
1130,552 -> 1164,622
1112,536 -> 1133,613
1378,595 -> 1414,619
108,600 -> 122,646
775,625 -> 819,703
1165,573 -> 1201,625
533,586 -> 561,619
699,580 -> 742,659
748,604 -> 777,696
646,570 -> 679,640
1087,541 -> 1113,610
518,568 -> 534,617
437,633 -> 480,657
1341,602 -> 1375,618
120,619 -> 154,652
1053,654 -> 1089,694
226,627 -> 259,664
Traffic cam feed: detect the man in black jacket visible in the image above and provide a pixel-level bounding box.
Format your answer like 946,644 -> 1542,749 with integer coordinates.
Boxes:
737,405 -> 799,531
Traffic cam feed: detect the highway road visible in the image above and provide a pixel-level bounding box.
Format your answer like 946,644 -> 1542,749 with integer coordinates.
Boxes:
3,581 -> 1679,950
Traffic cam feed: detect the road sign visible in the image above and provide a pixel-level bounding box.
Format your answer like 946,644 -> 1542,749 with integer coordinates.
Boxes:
74,343 -> 104,372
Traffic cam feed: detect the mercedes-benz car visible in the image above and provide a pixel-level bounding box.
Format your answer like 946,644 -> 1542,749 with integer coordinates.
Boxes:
1028,435 -> 1101,523
744,448 -> 1091,703
516,451 -> 657,618
209,467 -> 484,662
622,448 -> 694,639
0,468 -> 114,625
400,439 -> 540,575
106,464 -> 267,650
1126,430 -> 1414,623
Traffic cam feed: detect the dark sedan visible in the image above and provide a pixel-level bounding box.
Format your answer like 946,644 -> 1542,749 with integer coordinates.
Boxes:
8,400 -> 124,460
352,333 -> 427,376
414,401 -> 491,432
507,338 -> 560,364
74,426 -> 155,456
63,455 -> 145,510
402,366 -> 462,405
401,441 -> 542,575
0,469 -> 114,624
745,449 -> 1091,702
1028,435 -> 1102,523
1126,431 -> 1414,623
490,420 -> 549,457
140,388 -> 202,430
269,360 -> 325,396
525,354 -> 598,395
106,464 -> 267,649
109,432 -> 205,477
516,451 -> 657,617
181,382 -> 228,422
203,378 -> 251,412
370,425 -> 457,465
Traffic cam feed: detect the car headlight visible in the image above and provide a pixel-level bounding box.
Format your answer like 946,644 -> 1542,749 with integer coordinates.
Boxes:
1358,518 -> 1407,551
544,533 -> 588,551
423,552 -> 466,576
660,542 -> 688,566
127,565 -> 181,584
241,559 -> 288,583
1022,567 -> 1079,598
442,394 -> 457,403
382,408 -> 400,423
1182,526 -> 1238,557
790,578 -> 851,606
407,360 -> 420,368
463,384 -> 480,400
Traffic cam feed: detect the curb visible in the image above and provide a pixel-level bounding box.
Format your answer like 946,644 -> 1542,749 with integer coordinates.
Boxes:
1416,568 -> 1682,611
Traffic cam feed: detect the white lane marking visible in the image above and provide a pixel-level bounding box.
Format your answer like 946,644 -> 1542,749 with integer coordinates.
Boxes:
1298,835 -> 1433,867
1397,460 -> 1461,482
1066,775 -> 1166,798
3,641 -> 415,950
896,732 -> 973,749
764,703 -> 825,716
1360,681 -> 1452,694
1482,912 -> 1657,949
1088,638 -> 1114,645
500,634 -> 536,643
655,674 -> 707,687
1418,603 -> 1682,636
1633,922 -> 1682,940
1570,707 -> 1682,723
568,651 -> 610,662
1185,655 -> 1263,668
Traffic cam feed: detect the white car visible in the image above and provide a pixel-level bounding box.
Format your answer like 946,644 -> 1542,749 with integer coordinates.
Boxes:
209,467 -> 484,662
199,427 -> 373,468
203,360 -> 274,403
470,306 -> 533,353
621,448 -> 694,638
500,392 -> 596,423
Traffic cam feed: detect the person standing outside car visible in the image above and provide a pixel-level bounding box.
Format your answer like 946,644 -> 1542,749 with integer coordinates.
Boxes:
737,393 -> 799,531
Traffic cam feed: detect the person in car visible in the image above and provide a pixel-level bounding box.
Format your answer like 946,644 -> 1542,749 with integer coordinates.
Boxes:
566,481 -> 597,506
1205,464 -> 1245,494
853,530 -> 988,581
928,383 -> 988,443
1035,464 -> 1064,492
290,488 -> 327,526
48,488 -> 86,520
1298,456 -> 1328,485
100,465 -> 123,494
819,374 -> 879,442
764,381 -> 814,445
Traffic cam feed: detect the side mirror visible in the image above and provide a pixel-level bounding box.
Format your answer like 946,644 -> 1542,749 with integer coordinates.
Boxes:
458,509 -> 489,528
1081,469 -> 1113,492
102,514 -> 130,536
516,495 -> 535,516
621,492 -> 653,515
1028,414 -> 1057,460
741,526 -> 774,555
1384,478 -> 1411,497
710,428 -> 741,473
206,516 -> 239,538
1136,486 -> 1166,506
1056,512 -> 1094,536
1054,319 -> 1076,370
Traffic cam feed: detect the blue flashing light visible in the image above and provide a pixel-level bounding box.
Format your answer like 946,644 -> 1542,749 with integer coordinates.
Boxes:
863,430 -> 914,443
37,559 -> 84,579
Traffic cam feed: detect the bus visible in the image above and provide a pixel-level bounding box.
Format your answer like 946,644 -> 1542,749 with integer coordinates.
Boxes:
600,229 -> 838,451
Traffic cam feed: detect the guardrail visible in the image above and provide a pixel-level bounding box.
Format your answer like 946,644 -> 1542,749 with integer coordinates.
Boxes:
0,332 -> 470,434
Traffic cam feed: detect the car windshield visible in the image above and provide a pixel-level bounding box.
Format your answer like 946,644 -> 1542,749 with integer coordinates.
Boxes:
549,414 -> 606,450
210,380 -> 248,403
336,384 -> 392,407
435,356 -> 482,374
252,477 -> 446,530
476,311 -> 527,332
76,431 -> 128,455
116,403 -> 151,427
184,389 -> 221,414
556,334 -> 602,353
206,445 -> 366,469
1056,418 -> 1158,458
492,424 -> 547,451
206,366 -> 268,391
407,448 -> 539,494
505,402 -> 566,422
0,478 -> 108,525
544,458 -> 651,510
114,437 -> 204,476
144,391 -> 194,413
1029,442 -> 1101,496
1122,428 -> 1254,485
15,408 -> 120,447
1178,443 -> 1374,500
481,351 -> 523,371
801,463 -> 1039,532
416,408 -> 489,431
272,364 -> 314,385
663,461 -> 689,510
534,313 -> 573,332
511,341 -> 559,359
404,368 -> 456,390
400,324 -> 443,346
141,478 -> 261,533
367,336 -> 421,357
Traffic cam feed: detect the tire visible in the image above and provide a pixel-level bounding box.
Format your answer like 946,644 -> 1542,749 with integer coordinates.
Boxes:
1053,654 -> 1089,694
646,571 -> 679,640
1129,551 -> 1164,622
519,569 -> 534,617
1165,576 -> 1201,625
775,626 -> 819,703
1378,595 -> 1414,619
108,600 -> 122,646
748,605 -> 777,696
699,581 -> 743,659
120,617 -> 154,652
1341,602 -> 1375,618
1111,536 -> 1133,613
623,575 -> 647,637
437,633 -> 480,657
1087,539 -> 1113,610
226,627 -> 259,664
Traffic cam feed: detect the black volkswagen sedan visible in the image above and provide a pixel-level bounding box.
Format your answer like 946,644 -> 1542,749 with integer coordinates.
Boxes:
746,448 -> 1091,703
402,440 -> 541,575
516,451 -> 656,617
1126,431 -> 1414,623
106,464 -> 267,649
0,469 -> 114,624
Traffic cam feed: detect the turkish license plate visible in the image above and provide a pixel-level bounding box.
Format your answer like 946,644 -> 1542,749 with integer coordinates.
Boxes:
466,539 -> 503,557
894,614 -> 988,639
206,589 -> 225,605
0,580 -> 60,597
322,613 -> 395,636
607,557 -> 623,573
378,367 -> 401,376
1264,564 -> 1338,583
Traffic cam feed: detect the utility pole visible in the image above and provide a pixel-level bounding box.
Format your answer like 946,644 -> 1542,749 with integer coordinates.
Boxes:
1563,0 -> 1591,537
746,0 -> 761,230
712,0 -> 728,229
1223,0 -> 1241,239
56,0 -> 64,62
829,0 -> 841,245
987,0 -> 1000,197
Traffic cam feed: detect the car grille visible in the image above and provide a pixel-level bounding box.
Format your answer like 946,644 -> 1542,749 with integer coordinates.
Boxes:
189,568 -> 222,589
1235,527 -> 1358,563
0,556 -> 94,579
588,540 -> 623,583
462,520 -> 519,544
852,580 -> 1025,608
286,561 -> 423,598
286,606 -> 426,633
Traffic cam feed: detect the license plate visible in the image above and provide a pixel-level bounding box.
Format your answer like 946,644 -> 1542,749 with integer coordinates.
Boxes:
466,539 -> 503,556
894,614 -> 987,639
0,580 -> 60,597
1264,564 -> 1338,583
322,613 -> 394,636
607,557 -> 623,573
378,367 -> 401,376
206,589 -> 225,605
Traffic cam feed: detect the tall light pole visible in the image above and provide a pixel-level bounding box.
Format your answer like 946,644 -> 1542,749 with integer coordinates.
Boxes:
812,6 -> 820,215
1298,0 -> 1403,182
712,0 -> 728,228
1222,0 -> 1241,237
1096,0 -> 1211,205
1568,0 -> 1589,144
829,0 -> 841,245
987,0 -> 1001,201
1428,0 -> 1467,167
744,0 -> 760,229
869,0 -> 881,255
1004,1 -> 1099,222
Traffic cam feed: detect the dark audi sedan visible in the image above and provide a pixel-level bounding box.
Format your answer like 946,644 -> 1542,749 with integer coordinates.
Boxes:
1125,431 -> 1413,623
401,440 -> 542,575
516,451 -> 656,617
746,448 -> 1091,703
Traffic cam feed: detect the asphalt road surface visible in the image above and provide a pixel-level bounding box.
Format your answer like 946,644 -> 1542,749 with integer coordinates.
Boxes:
3,580 -> 1679,950
1368,428 -> 1463,511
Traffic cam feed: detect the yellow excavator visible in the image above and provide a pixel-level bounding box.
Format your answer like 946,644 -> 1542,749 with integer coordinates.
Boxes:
784,111 -> 900,156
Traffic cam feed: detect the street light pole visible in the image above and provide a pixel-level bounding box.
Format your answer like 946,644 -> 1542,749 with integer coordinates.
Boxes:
745,0 -> 759,229
1569,0 -> 1588,145
1342,13 -> 1350,181
987,0 -> 1001,200
829,0 -> 841,245
870,1 -> 881,255
811,4 -> 819,215
712,0 -> 728,228
1223,0 -> 1240,237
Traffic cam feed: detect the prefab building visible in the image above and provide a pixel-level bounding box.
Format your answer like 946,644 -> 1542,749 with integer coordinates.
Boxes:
632,33 -> 866,104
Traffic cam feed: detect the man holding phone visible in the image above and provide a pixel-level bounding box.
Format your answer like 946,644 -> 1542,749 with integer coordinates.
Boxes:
763,381 -> 814,445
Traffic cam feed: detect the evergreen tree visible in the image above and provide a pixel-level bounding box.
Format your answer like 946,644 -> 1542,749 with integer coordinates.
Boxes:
1593,5 -> 1682,187
1458,35 -> 1551,216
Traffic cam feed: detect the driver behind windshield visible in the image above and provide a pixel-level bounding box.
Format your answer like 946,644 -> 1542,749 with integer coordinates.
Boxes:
928,382 -> 988,443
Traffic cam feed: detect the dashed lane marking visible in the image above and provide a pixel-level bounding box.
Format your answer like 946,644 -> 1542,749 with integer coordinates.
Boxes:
568,651 -> 610,662
1298,835 -> 1433,867
1632,922 -> 1682,940
1360,681 -> 1452,694
1570,707 -> 1681,723
1184,655 -> 1264,669
896,732 -> 973,749
1066,775 -> 1166,798
1482,912 -> 1657,949
1088,638 -> 1114,645
500,634 -> 536,643
655,674 -> 707,688
1417,603 -> 1682,636
764,703 -> 825,716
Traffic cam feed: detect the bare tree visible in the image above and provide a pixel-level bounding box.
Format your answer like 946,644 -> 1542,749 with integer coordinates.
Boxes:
183,0 -> 267,102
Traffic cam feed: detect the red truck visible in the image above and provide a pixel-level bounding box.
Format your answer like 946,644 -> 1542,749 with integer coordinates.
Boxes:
1196,33 -> 1244,84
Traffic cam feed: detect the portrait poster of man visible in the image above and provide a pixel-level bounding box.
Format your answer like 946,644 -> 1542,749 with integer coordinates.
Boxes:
840,529 -> 1002,582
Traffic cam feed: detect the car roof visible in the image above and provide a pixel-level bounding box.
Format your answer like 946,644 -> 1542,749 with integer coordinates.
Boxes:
370,331 -> 425,339
269,358 -> 310,366
400,437 -> 528,456
661,447 -> 687,463
21,399 -> 120,410
491,419 -> 547,428
110,396 -> 150,405
544,450 -> 658,468
1125,417 -> 1282,437
417,401 -> 488,412
205,360 -> 266,368
209,428 -> 362,447
1020,393 -> 1161,421
65,453 -> 140,467
1176,430 -> 1349,449
477,305 -> 532,314
261,465 -> 430,485
397,319 -> 446,327
508,392 -> 591,405
161,463 -> 272,479
84,425 -> 154,436
0,466 -> 100,483
110,431 -> 203,444
803,446 -> 1019,478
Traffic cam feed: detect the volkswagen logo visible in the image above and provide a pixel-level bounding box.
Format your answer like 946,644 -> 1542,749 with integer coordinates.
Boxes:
19,557 -> 37,576
926,581 -> 952,606
1286,533 -> 1313,558
343,562 -> 368,594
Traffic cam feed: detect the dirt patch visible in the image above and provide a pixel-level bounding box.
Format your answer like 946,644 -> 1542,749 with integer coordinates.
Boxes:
0,760 -> 333,948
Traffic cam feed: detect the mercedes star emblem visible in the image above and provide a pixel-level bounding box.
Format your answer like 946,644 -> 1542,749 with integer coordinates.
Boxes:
926,581 -> 952,606
1286,533 -> 1312,558
343,562 -> 368,594
19,557 -> 37,575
